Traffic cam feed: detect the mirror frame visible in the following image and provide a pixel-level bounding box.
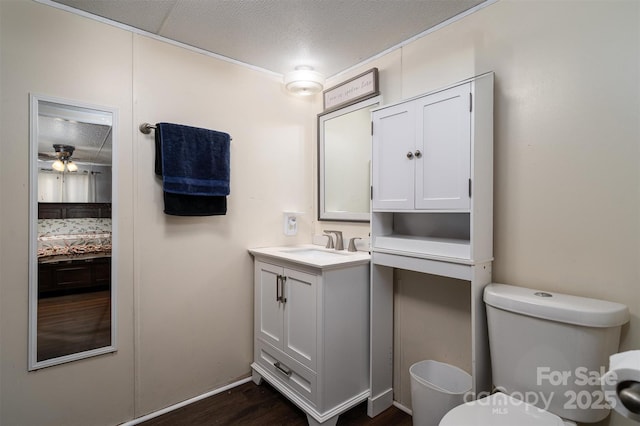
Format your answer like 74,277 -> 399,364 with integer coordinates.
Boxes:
28,93 -> 118,370
318,95 -> 381,222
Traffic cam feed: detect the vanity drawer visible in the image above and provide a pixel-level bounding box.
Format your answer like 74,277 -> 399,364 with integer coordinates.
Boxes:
255,340 -> 317,406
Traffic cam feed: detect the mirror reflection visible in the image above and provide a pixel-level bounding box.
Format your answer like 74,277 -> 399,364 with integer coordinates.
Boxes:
29,95 -> 116,369
318,96 -> 380,221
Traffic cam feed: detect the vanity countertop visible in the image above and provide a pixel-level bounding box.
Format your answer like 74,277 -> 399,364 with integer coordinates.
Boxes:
249,244 -> 370,269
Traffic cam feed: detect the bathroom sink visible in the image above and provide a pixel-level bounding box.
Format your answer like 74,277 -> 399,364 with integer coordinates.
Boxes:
249,244 -> 370,269
279,247 -> 353,259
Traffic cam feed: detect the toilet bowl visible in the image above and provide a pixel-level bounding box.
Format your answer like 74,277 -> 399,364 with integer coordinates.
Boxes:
439,392 -> 575,426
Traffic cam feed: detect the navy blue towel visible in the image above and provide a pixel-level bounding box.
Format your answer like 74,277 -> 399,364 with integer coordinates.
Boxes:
162,192 -> 227,217
156,122 -> 230,196
155,122 -> 230,216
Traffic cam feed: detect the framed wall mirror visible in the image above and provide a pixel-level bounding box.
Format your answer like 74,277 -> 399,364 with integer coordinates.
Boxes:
29,94 -> 117,370
318,95 -> 380,222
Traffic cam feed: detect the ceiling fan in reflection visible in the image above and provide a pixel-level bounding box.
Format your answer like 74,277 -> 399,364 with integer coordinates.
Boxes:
50,144 -> 78,172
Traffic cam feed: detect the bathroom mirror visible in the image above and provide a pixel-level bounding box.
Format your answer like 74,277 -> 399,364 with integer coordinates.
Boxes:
318,96 -> 380,222
29,94 -> 117,370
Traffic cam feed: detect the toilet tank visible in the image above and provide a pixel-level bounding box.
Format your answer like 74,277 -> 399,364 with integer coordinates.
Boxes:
484,283 -> 629,423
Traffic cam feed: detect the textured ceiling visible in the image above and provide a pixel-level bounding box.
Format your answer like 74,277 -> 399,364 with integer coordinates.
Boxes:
38,101 -> 112,166
49,0 -> 489,78
38,117 -> 112,166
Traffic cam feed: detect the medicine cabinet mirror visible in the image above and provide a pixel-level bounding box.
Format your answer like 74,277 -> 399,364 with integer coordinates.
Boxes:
318,96 -> 380,222
29,94 -> 117,370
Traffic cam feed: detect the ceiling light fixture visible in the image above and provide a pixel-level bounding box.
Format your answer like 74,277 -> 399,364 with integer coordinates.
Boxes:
284,66 -> 325,96
52,144 -> 78,172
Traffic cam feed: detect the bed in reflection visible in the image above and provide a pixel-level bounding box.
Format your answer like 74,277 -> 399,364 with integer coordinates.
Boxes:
38,216 -> 111,297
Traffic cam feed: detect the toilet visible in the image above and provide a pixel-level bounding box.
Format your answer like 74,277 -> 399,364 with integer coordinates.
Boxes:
439,283 -> 630,426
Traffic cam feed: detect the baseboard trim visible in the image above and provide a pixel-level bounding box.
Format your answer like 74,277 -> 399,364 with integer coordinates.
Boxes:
367,387 -> 394,417
392,400 -> 412,416
120,376 -> 253,425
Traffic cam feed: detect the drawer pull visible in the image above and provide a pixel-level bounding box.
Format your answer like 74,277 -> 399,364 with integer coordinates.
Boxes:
274,361 -> 292,377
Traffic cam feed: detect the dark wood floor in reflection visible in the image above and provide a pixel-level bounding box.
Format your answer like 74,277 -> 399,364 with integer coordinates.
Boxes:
141,381 -> 412,426
37,290 -> 111,361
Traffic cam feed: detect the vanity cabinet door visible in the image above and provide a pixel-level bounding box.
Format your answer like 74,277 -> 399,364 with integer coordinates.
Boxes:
415,82 -> 471,210
282,268 -> 317,370
254,261 -> 317,370
255,262 -> 285,350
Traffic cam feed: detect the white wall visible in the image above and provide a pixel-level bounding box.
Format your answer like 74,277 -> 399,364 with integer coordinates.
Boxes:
329,2 -> 639,424
0,1 -> 136,424
131,34 -> 315,415
1,1 -> 315,424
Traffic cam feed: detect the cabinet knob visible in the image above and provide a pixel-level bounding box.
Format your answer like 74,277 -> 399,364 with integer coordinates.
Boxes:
406,151 -> 414,159
414,150 -> 422,158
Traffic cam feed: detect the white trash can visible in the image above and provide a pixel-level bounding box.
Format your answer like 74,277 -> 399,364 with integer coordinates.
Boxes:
410,360 -> 471,426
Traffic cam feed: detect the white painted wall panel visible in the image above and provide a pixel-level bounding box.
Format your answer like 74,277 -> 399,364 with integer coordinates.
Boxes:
0,1 -> 135,424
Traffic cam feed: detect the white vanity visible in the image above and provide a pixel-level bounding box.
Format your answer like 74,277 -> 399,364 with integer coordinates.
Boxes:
249,245 -> 370,426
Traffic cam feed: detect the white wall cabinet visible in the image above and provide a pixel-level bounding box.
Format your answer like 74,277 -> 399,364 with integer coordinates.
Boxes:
371,72 -> 493,264
368,73 -> 494,417
372,82 -> 471,211
249,250 -> 370,426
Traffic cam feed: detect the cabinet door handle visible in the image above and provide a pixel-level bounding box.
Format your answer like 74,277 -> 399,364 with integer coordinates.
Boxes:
414,150 -> 422,158
406,151 -> 414,159
281,276 -> 287,303
276,275 -> 282,302
274,361 -> 292,377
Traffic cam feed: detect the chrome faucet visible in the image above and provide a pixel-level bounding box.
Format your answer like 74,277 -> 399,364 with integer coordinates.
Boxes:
323,230 -> 344,250
348,237 -> 361,252
324,233 -> 334,249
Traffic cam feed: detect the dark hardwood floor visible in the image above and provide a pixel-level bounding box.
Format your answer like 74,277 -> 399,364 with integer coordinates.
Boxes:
140,381 -> 412,426
37,290 -> 111,361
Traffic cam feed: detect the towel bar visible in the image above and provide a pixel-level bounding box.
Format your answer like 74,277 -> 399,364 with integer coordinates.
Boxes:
139,122 -> 232,140
139,123 -> 156,134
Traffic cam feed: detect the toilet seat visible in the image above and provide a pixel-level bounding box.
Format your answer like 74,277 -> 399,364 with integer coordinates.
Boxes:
439,392 -> 566,426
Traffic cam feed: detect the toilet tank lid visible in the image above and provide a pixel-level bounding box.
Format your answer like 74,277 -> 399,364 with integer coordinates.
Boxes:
484,283 -> 629,327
